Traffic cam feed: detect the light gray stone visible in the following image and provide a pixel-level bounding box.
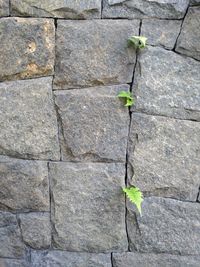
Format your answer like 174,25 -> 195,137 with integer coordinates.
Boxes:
11,0 -> 101,19
141,19 -> 181,49
0,212 -> 25,258
127,197 -> 200,255
0,157 -> 49,211
0,77 -> 60,160
54,20 -> 139,89
0,17 -> 54,81
19,213 -> 51,249
54,85 -> 129,162
0,259 -> 28,267
31,251 -> 111,267
50,162 -> 127,252
0,0 -> 9,16
128,113 -> 200,201
113,252 -> 200,267
102,0 -> 189,19
176,7 -> 200,60
133,46 -> 200,121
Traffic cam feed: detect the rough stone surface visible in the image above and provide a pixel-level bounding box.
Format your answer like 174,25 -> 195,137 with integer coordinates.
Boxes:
0,0 -> 9,16
127,197 -> 200,255
128,113 -> 200,201
141,19 -> 181,49
0,212 -> 25,258
0,18 -> 55,81
19,213 -> 51,249
133,46 -> 200,121
50,162 -> 127,252
176,7 -> 200,60
0,157 -> 49,211
190,0 -> 200,5
0,77 -> 60,160
54,20 -> 139,89
11,0 -> 101,19
0,259 -> 28,267
113,252 -> 200,267
102,0 -> 189,19
54,85 -> 129,162
31,251 -> 111,267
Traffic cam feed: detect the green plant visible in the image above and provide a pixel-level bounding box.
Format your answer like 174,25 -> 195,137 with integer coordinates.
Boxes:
128,36 -> 147,49
117,91 -> 134,107
123,186 -> 143,214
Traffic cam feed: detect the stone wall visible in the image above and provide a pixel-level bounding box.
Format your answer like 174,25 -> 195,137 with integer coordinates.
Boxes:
0,1 -> 200,266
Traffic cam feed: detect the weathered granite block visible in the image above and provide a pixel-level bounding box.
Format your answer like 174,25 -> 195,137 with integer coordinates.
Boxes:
128,113 -> 200,201
113,252 -> 200,267
0,77 -> 60,160
54,85 -> 129,162
11,0 -> 101,19
54,20 -> 139,89
19,213 -> 51,249
50,162 -> 127,252
102,0 -> 189,19
176,7 -> 200,60
0,258 -> 28,267
0,0 -> 9,16
133,46 -> 200,121
0,18 -> 54,81
0,212 -> 25,258
127,197 -> 200,255
0,157 -> 49,211
190,0 -> 200,5
141,19 -> 181,49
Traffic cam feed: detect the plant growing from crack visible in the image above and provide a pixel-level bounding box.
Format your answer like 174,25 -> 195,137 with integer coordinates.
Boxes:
123,186 -> 143,214
117,91 -> 134,107
128,36 -> 147,49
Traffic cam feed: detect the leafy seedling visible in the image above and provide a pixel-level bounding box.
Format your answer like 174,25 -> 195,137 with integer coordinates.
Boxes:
123,186 -> 143,214
118,91 -> 134,107
128,36 -> 147,49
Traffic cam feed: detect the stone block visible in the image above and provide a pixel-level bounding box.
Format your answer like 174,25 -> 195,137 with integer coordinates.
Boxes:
0,0 -> 9,16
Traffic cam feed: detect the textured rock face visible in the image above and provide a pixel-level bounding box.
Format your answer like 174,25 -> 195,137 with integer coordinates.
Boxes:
127,197 -> 200,255
0,259 -> 28,267
50,162 -> 127,252
54,85 -> 129,162
11,0 -> 101,19
0,77 -> 60,160
113,252 -> 200,267
190,0 -> 200,4
176,7 -> 200,60
0,18 -> 54,81
0,157 -> 49,211
54,20 -> 139,89
128,113 -> 200,201
31,251 -> 111,267
0,0 -> 9,16
133,46 -> 200,121
102,0 -> 189,19
141,19 -> 181,49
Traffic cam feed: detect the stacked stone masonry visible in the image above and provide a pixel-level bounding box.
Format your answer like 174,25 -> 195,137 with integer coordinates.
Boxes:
0,1 -> 200,266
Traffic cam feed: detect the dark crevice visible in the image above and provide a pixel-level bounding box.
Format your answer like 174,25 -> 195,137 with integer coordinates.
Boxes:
8,0 -> 11,16
111,253 -> 114,267
101,0 -> 104,18
47,161 -> 53,249
196,186 -> 200,202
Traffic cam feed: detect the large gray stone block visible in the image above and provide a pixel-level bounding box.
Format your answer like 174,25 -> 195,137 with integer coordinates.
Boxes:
0,157 -> 49,211
0,259 -> 28,267
133,46 -> 200,121
54,85 -> 129,162
127,197 -> 200,255
50,162 -> 128,252
176,7 -> 200,60
102,0 -> 189,19
0,77 -> 60,160
54,20 -> 139,89
0,0 -> 9,16
0,17 -> 54,81
128,113 -> 200,201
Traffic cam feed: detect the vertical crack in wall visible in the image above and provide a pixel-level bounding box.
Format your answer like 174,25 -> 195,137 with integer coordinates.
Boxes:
196,186 -> 200,202
101,0 -> 104,19
111,252 -> 114,267
47,161 -> 53,249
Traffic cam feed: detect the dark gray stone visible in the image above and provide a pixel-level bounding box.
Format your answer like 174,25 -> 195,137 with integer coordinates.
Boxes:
190,0 -> 200,5
102,0 -> 189,19
176,7 -> 200,60
0,157 -> 49,211
0,0 -> 9,16
54,20 -> 139,89
128,113 -> 200,201
141,19 -> 181,49
11,0 -> 101,19
0,18 -> 54,81
54,85 -> 129,162
127,197 -> 200,255
0,77 -> 60,160
19,213 -> 51,249
113,252 -> 200,267
0,259 -> 28,267
133,46 -> 200,121
50,162 -> 127,252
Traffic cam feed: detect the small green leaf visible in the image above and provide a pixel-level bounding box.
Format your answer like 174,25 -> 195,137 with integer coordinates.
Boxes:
123,186 -> 143,214
117,91 -> 134,107
128,36 -> 147,49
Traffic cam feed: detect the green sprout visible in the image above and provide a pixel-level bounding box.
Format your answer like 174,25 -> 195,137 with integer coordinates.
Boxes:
123,186 -> 143,214
117,91 -> 134,107
128,36 -> 147,49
